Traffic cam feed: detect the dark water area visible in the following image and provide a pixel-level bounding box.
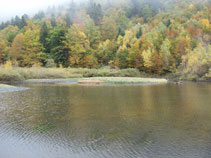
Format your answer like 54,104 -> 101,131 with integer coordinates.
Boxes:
0,82 -> 211,158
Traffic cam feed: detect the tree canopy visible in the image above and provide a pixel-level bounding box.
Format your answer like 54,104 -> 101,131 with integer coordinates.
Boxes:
0,0 -> 210,78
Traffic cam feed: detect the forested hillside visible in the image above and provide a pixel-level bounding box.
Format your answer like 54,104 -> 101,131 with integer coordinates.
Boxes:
0,0 -> 210,80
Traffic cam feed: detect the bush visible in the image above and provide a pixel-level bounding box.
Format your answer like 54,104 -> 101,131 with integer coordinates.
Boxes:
0,69 -> 24,81
45,59 -> 57,68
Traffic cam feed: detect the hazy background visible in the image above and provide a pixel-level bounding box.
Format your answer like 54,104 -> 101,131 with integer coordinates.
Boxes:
0,0 -> 72,22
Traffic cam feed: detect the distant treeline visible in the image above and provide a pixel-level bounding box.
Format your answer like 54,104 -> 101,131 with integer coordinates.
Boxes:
0,0 -> 210,80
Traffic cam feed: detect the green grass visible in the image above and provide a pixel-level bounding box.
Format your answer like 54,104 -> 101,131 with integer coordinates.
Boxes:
33,123 -> 56,134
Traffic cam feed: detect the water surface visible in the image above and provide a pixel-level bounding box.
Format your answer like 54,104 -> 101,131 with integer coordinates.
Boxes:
0,82 -> 211,158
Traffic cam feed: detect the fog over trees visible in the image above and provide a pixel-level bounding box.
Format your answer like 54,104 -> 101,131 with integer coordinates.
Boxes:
0,0 -> 210,79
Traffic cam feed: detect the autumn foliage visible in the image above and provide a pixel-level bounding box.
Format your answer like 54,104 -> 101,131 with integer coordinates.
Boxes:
0,0 -> 210,79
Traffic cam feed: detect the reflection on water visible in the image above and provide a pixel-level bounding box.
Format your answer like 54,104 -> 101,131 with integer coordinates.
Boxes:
0,82 -> 211,158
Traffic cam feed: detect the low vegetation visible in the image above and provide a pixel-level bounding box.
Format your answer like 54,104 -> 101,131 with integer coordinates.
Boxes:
78,77 -> 168,84
0,66 -> 142,82
69,68 -> 141,77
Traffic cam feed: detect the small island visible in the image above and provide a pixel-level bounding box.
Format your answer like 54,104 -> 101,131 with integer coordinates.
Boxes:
77,77 -> 168,84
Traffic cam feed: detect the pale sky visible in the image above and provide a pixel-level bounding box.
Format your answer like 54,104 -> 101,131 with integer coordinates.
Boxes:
0,0 -> 70,22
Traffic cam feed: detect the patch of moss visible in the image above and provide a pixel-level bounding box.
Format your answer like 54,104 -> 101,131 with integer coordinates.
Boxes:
33,123 -> 56,134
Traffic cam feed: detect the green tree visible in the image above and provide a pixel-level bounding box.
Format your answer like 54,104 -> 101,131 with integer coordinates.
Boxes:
47,25 -> 69,67
87,0 -> 103,25
20,15 -> 27,29
136,26 -> 142,38
84,18 -> 101,49
160,39 -> 171,68
116,27 -> 125,40
142,5 -> 154,22
97,39 -> 117,66
0,25 -> 19,46
115,46 -> 129,69
50,14 -> 57,27
34,11 -> 45,20
112,9 -> 129,31
40,22 -> 49,53
100,16 -> 117,41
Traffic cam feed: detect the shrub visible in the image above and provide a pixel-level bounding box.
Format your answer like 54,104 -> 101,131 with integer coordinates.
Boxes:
0,69 -> 24,81
45,59 -> 57,68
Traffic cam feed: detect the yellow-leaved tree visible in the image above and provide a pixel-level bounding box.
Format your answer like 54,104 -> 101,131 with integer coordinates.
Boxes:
142,48 -> 155,72
10,22 -> 44,67
180,44 -> 211,79
201,19 -> 209,29
10,33 -> 24,65
66,24 -> 90,67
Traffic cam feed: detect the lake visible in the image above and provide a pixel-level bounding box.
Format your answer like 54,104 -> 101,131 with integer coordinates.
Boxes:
0,82 -> 211,158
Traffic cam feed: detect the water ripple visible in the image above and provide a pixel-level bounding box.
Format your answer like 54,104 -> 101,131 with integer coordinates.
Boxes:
0,83 -> 211,158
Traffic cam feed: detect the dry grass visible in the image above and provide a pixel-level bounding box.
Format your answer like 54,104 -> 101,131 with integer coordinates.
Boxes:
78,80 -> 105,84
78,77 -> 168,84
0,67 -> 142,82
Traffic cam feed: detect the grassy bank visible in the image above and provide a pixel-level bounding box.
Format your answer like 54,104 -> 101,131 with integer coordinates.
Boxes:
0,67 -> 142,82
78,77 -> 168,84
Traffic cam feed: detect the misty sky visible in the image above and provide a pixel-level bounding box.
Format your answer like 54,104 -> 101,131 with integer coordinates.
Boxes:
0,0 -> 70,22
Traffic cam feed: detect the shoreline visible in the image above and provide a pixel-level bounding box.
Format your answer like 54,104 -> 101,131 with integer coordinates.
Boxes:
0,67 -> 210,84
23,77 -> 168,84
0,84 -> 29,93
0,77 -> 168,93
1,76 -> 210,84
1,76 -> 210,85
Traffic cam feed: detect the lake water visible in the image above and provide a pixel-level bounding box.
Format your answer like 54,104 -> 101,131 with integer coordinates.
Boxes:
0,82 -> 211,158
